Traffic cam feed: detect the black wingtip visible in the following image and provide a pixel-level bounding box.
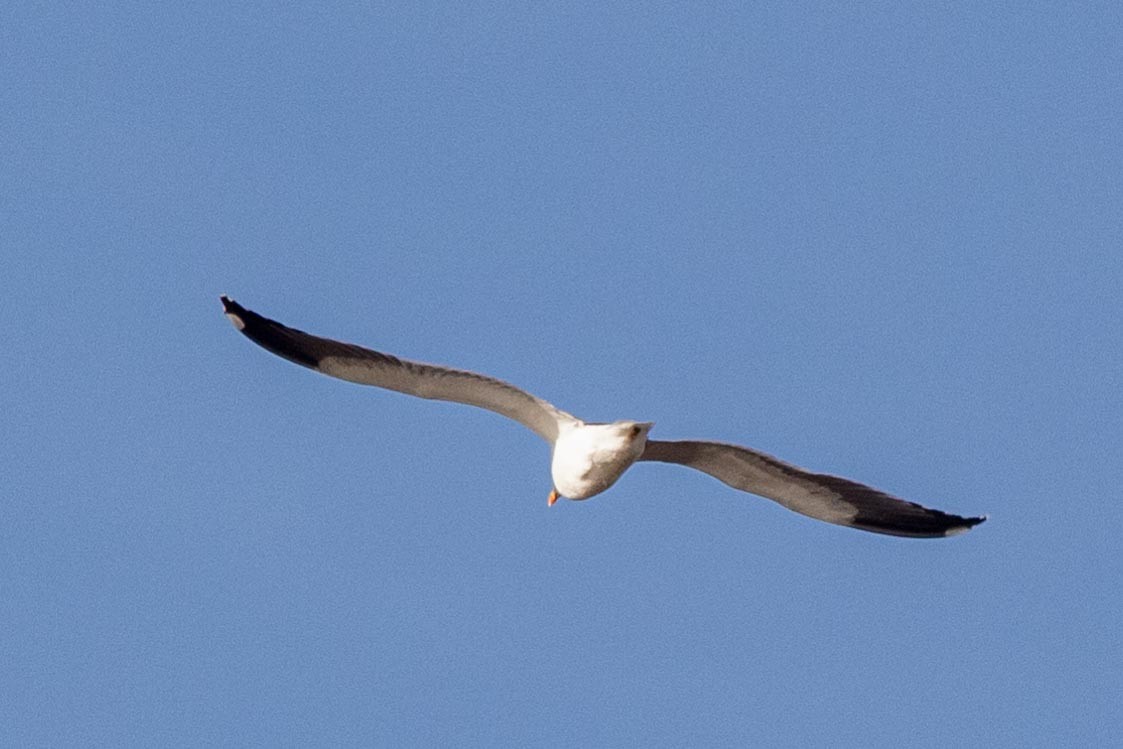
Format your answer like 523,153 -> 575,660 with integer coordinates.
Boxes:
220,295 -> 248,331
219,295 -> 325,369
220,294 -> 242,314
945,514 -> 987,537
852,510 -> 988,539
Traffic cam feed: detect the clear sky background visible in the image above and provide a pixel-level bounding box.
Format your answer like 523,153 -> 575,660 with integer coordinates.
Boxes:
3,3 -> 1121,746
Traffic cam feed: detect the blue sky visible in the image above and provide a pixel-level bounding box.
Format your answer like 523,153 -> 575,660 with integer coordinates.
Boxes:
3,2 -> 1121,746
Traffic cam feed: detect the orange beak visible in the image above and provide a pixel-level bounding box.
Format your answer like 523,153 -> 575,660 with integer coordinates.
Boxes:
547,488 -> 560,507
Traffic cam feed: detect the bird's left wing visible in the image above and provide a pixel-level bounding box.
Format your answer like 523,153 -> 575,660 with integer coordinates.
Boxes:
639,439 -> 985,538
221,296 -> 579,443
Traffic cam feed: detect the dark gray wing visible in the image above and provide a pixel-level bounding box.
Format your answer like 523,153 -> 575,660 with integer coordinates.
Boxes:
640,439 -> 985,538
221,296 -> 579,443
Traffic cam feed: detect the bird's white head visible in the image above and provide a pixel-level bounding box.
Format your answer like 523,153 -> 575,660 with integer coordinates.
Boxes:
613,419 -> 654,443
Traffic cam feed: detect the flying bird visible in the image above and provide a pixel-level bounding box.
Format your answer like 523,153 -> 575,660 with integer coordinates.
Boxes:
221,296 -> 985,538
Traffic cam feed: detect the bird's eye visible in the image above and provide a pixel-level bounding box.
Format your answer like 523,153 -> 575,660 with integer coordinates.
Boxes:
631,425 -> 642,437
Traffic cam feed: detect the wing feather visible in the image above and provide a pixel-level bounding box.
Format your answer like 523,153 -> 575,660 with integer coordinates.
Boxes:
640,439 -> 985,538
221,296 -> 578,443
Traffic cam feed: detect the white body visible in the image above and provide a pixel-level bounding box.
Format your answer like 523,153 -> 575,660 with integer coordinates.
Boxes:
550,421 -> 653,500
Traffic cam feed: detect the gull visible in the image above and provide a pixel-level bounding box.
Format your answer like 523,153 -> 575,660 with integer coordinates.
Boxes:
221,296 -> 985,538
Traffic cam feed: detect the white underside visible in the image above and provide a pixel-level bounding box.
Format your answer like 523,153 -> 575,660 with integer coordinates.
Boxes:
550,421 -> 652,500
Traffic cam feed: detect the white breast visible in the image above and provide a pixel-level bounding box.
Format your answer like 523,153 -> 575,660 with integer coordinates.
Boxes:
550,421 -> 650,500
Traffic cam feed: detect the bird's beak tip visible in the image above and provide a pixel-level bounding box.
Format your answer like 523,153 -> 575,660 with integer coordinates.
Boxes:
547,489 -> 559,507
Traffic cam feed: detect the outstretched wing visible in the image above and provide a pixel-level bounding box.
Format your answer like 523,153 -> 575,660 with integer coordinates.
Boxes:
221,296 -> 579,443
640,439 -> 985,538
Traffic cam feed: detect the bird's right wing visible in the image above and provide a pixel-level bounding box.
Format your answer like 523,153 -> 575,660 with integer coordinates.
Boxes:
639,439 -> 985,538
221,296 -> 579,443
